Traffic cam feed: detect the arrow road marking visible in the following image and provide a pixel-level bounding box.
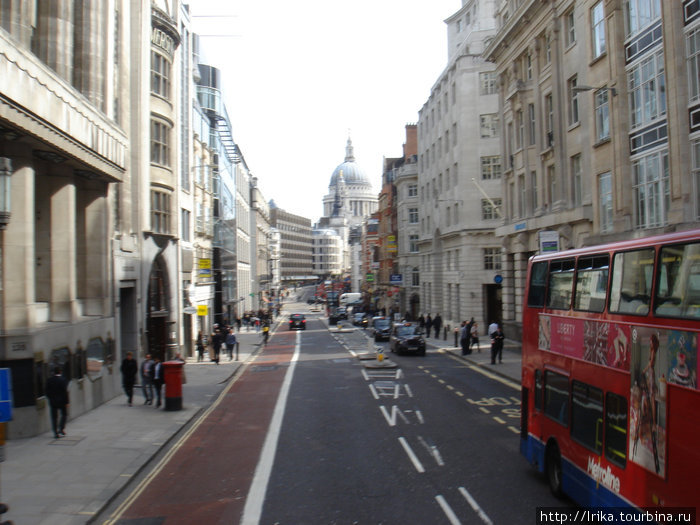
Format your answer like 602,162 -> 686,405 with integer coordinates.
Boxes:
398,437 -> 425,473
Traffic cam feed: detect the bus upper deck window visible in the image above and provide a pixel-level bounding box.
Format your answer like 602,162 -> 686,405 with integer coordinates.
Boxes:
527,261 -> 548,307
546,259 -> 575,310
609,249 -> 654,315
574,255 -> 609,312
655,242 -> 700,319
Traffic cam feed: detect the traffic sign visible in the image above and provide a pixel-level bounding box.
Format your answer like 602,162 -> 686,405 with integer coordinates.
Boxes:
183,306 -> 198,315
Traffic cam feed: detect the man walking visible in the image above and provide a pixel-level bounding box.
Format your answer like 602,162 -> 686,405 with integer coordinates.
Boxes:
46,367 -> 69,439
120,351 -> 138,406
491,323 -> 505,364
140,354 -> 154,405
153,356 -> 164,408
225,328 -> 237,360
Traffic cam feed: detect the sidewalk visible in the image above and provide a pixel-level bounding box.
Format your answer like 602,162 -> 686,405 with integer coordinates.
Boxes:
424,333 -> 522,385
0,329 -> 266,525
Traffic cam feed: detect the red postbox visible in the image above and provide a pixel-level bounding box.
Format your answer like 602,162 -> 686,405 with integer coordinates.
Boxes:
163,361 -> 184,411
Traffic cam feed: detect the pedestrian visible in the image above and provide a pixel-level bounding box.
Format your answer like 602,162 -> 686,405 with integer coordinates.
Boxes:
46,366 -> 69,439
262,322 -> 270,345
235,316 -> 242,332
153,356 -> 164,408
491,323 -> 505,364
210,328 -> 223,364
470,321 -> 480,352
225,328 -> 237,360
488,320 -> 499,339
120,351 -> 138,406
418,314 -> 425,331
196,331 -> 205,362
460,321 -> 470,355
140,353 -> 154,405
433,313 -> 442,339
425,314 -> 433,338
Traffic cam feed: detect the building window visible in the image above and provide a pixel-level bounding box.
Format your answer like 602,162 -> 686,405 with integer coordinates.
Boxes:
628,50 -> 666,129
568,76 -> 580,126
688,28 -> 700,103
595,89 -> 610,142
151,51 -> 171,99
547,165 -> 557,208
480,72 -> 498,95
412,267 -> 420,286
407,184 -> 418,197
516,110 -> 524,150
633,149 -> 669,229
544,93 -> 554,146
515,174 -> 524,217
481,199 -> 501,220
528,103 -> 536,145
694,140 -> 700,220
624,0 -> 660,38
526,53 -> 533,80
591,2 -> 606,59
481,156 -> 502,179
152,190 -> 171,234
409,234 -> 419,253
484,247 -> 502,270
566,10 -> 576,47
480,114 -> 499,138
531,171 -> 538,211
151,120 -> 170,166
544,33 -> 552,65
599,172 -> 613,233
572,154 -> 582,206
408,208 -> 419,224
181,208 -> 190,242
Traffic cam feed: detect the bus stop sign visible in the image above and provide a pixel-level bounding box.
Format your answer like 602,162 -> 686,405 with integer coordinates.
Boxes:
0,368 -> 13,422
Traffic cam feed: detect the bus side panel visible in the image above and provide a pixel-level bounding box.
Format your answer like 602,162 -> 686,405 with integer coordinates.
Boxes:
562,458 -> 633,508
665,385 -> 700,509
521,434 -> 546,474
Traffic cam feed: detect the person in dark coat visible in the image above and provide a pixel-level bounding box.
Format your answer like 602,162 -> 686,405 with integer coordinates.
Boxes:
153,356 -> 164,408
491,324 -> 505,364
46,367 -> 69,439
425,315 -> 433,338
120,351 -> 138,406
210,328 -> 223,364
433,313 -> 443,339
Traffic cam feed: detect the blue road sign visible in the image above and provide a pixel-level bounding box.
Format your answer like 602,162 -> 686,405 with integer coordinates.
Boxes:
0,368 -> 13,422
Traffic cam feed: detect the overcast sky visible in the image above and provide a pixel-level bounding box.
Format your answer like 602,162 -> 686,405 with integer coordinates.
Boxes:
191,0 -> 461,221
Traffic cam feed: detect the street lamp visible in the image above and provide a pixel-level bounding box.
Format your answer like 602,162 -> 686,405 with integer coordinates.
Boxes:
0,158 -> 11,229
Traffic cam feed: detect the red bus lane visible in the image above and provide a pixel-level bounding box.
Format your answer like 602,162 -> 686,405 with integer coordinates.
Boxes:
112,332 -> 297,524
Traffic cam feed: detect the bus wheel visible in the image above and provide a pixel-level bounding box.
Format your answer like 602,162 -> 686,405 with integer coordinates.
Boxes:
546,443 -> 564,498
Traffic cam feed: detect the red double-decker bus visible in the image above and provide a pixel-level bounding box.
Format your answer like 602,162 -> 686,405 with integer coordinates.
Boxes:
520,229 -> 700,510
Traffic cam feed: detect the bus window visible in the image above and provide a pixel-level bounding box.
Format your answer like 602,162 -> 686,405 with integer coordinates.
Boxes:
528,261 -> 548,307
609,249 -> 654,315
544,370 -> 569,426
534,369 -> 543,411
655,242 -> 700,319
547,259 -> 575,310
604,392 -> 627,468
574,255 -> 609,312
571,381 -> 604,454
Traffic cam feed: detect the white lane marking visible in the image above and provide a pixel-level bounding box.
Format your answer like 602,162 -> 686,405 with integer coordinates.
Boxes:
398,437 -> 425,473
394,384 -> 400,399
436,495 -> 462,525
379,405 -> 410,427
415,410 -> 425,424
404,384 -> 414,398
241,332 -> 301,525
368,384 -> 379,399
459,486 -> 493,525
418,436 -> 445,466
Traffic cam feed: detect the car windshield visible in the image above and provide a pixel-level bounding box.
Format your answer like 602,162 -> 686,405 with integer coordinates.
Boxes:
374,319 -> 391,329
290,315 -> 304,320
396,325 -> 419,337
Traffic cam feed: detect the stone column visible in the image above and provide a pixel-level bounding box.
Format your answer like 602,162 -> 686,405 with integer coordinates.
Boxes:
49,179 -> 77,322
33,0 -> 74,82
3,146 -> 36,330
77,185 -> 109,316
73,0 -> 106,109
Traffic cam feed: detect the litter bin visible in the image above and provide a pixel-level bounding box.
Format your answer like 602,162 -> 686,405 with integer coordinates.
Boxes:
329,314 -> 339,326
163,360 -> 184,411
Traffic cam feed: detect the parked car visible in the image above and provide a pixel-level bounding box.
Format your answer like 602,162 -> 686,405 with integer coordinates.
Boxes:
288,313 -> 306,330
390,322 -> 426,355
370,316 -> 392,342
335,306 -> 348,320
352,312 -> 367,326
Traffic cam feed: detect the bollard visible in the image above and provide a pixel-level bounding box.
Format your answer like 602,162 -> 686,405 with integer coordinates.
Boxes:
454,328 -> 459,348
235,342 -> 240,361
163,360 -> 184,411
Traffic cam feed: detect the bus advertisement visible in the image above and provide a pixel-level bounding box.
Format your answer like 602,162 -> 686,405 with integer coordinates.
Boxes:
520,229 -> 699,511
